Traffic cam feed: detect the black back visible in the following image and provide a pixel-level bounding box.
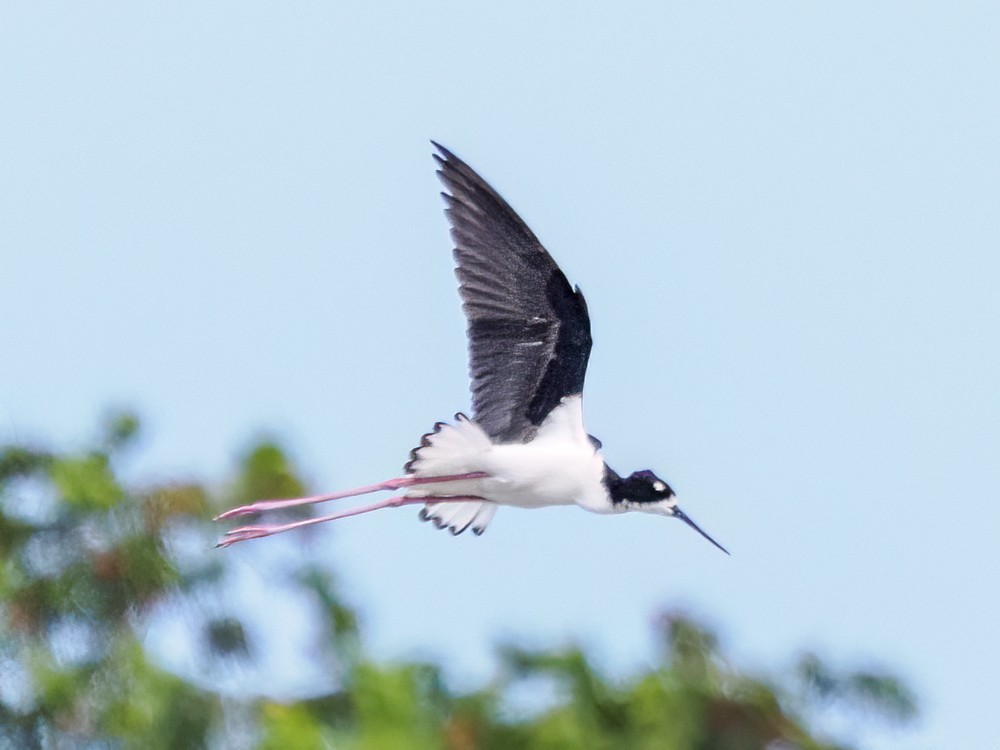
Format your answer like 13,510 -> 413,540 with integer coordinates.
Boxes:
434,143 -> 593,442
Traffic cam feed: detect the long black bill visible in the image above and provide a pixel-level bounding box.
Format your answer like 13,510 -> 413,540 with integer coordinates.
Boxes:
674,507 -> 730,555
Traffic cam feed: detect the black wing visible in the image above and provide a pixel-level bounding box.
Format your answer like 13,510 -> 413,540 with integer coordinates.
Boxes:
433,142 -> 593,443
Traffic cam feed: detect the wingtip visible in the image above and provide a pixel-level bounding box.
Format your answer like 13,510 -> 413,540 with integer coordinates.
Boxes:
430,140 -> 452,158
431,144 -> 451,187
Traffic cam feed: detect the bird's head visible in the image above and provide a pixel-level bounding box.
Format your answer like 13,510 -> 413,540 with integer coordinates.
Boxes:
610,469 -> 729,555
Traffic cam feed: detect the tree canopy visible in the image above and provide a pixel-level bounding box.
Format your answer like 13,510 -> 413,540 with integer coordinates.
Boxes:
0,413 -> 916,749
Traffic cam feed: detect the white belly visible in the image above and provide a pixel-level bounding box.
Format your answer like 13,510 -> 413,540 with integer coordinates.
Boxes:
478,440 -> 604,509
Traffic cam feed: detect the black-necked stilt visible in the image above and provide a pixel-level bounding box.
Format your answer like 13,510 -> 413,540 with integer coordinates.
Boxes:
216,143 -> 728,554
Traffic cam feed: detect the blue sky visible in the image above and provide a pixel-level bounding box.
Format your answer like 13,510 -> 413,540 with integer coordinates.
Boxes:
2,3 -> 998,747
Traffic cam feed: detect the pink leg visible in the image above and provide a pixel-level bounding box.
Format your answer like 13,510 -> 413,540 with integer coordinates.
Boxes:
214,472 -> 489,521
215,494 -> 484,548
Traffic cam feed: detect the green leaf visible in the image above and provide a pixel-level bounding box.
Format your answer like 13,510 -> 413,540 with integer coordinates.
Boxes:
49,453 -> 123,511
0,445 -> 50,484
258,702 -> 330,750
101,410 -> 141,452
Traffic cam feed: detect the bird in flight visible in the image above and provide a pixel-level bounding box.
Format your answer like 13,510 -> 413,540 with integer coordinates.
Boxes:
216,143 -> 727,554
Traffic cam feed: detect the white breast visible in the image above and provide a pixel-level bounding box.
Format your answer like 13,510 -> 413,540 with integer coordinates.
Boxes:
479,396 -> 609,511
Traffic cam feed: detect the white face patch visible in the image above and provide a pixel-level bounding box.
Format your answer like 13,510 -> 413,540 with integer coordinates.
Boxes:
653,481 -> 666,493
632,496 -> 678,517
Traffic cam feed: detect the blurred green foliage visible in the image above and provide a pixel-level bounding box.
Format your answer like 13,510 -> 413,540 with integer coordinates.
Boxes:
0,413 -> 916,749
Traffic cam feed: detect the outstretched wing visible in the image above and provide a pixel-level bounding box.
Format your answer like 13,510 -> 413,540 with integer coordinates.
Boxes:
433,142 -> 593,443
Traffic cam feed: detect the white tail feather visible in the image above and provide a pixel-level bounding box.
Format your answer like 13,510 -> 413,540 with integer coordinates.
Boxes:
405,414 -> 492,478
406,415 -> 498,535
420,499 -> 497,535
